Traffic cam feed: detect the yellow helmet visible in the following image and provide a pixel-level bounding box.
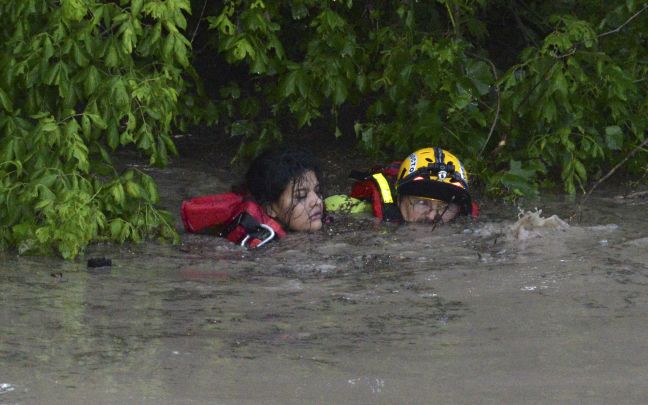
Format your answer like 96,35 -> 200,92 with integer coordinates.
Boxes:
396,147 -> 473,215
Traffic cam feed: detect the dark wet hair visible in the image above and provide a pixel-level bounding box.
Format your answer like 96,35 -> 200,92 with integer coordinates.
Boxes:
245,147 -> 322,207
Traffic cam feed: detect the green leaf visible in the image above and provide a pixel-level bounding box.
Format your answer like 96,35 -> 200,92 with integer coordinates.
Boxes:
72,41 -> 89,67
173,33 -> 189,66
356,73 -> 367,92
499,160 -> 539,196
282,70 -> 298,96
111,79 -> 129,108
500,173 -> 537,196
0,88 -> 14,112
553,70 -> 568,97
98,144 -> 112,164
573,159 -> 587,182
40,120 -> 59,133
38,174 -> 58,188
604,126 -> 623,150
121,24 -> 135,54
125,181 -> 142,198
72,143 -> 89,172
35,227 -> 51,243
111,183 -> 125,205
333,80 -> 347,105
110,220 -> 123,240
105,42 -> 119,67
43,36 -> 55,60
233,38 -> 255,60
466,60 -> 492,96
107,125 -> 119,149
162,34 -> 175,61
209,13 -> 236,35
131,0 -> 144,16
45,63 -> 62,85
541,101 -> 557,123
141,174 -> 159,203
86,113 -> 107,130
61,0 -> 87,21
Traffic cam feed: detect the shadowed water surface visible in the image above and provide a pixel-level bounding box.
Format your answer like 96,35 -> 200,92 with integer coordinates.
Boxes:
2,150 -> 648,404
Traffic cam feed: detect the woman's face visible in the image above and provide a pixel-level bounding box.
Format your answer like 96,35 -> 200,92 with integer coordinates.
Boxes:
267,170 -> 323,232
399,195 -> 460,224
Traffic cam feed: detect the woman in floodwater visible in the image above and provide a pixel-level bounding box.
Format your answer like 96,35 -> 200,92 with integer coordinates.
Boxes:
245,148 -> 324,232
181,148 -> 324,247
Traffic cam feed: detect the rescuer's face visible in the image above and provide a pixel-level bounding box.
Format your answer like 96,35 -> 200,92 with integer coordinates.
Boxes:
268,170 -> 323,232
398,195 -> 460,224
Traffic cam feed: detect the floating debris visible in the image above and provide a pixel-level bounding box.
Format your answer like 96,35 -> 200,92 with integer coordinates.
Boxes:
87,257 -> 112,268
0,383 -> 15,394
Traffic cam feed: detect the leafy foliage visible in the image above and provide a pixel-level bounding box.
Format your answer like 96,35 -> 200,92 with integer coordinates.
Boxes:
196,0 -> 647,196
0,0 -> 187,258
2,0 -> 647,257
494,2 -> 648,195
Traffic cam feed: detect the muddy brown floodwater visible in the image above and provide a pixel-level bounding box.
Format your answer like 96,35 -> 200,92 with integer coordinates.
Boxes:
2,137 -> 648,404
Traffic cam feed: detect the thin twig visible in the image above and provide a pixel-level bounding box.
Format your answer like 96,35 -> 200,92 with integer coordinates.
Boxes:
190,0 -> 209,45
598,3 -> 648,38
554,47 -> 577,59
551,3 -> 648,59
516,0 -> 552,32
580,133 -> 648,206
509,0 -> 538,46
476,56 -> 501,157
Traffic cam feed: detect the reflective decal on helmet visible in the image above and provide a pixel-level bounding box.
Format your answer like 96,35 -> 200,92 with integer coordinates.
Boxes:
457,161 -> 467,182
438,170 -> 447,180
408,153 -> 417,174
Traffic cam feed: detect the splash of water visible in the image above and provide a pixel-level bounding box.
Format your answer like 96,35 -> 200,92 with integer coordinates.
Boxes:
508,209 -> 569,240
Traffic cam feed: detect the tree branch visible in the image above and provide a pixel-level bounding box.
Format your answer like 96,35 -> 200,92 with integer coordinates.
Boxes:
191,0 -> 209,45
476,57 -> 501,157
553,3 -> 648,59
598,3 -> 648,38
580,132 -> 648,206
509,0 -> 539,46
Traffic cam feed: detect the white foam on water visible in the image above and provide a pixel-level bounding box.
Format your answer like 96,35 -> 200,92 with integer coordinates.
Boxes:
586,224 -> 619,232
625,236 -> 648,247
472,222 -> 504,238
0,383 -> 15,394
508,209 -> 569,241
347,377 -> 385,394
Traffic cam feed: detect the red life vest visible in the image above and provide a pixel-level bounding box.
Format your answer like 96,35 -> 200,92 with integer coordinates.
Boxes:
181,193 -> 286,248
349,162 -> 403,221
349,162 -> 479,220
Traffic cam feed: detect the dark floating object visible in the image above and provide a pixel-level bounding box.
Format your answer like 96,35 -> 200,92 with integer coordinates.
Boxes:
87,257 -> 112,268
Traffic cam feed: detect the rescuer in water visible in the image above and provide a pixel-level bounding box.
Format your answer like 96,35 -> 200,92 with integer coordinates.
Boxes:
325,147 -> 478,224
